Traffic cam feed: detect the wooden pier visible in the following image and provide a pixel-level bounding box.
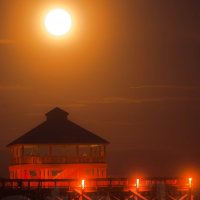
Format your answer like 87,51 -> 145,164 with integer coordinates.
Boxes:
0,177 -> 196,199
3,109 -> 197,199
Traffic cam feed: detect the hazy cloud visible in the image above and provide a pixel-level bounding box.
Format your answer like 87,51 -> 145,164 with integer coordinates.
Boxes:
25,112 -> 43,117
63,103 -> 86,108
65,96 -> 200,106
32,103 -> 54,108
0,39 -> 14,44
32,103 -> 86,109
181,30 -> 200,43
0,85 -> 27,91
90,96 -> 200,104
127,85 -> 200,103
130,85 -> 200,90
31,84 -> 200,110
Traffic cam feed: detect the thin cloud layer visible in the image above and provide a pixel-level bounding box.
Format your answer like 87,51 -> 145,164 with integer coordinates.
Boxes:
69,85 -> 200,105
130,85 -> 200,90
32,103 -> 86,110
60,96 -> 200,107
0,39 -> 14,44
31,84 -> 200,109
91,96 -> 200,104
0,85 -> 27,91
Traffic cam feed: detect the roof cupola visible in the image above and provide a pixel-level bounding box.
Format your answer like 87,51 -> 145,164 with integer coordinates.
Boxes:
45,107 -> 69,122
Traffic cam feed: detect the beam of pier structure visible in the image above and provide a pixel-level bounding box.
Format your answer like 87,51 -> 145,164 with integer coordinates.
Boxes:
156,181 -> 166,199
83,194 -> 92,200
110,194 -> 121,200
167,194 -> 177,200
179,194 -> 188,200
98,197 -> 105,200
74,188 -> 92,200
55,196 -> 63,200
129,190 -> 148,200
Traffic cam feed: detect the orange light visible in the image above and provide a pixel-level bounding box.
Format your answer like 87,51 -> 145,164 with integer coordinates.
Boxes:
136,178 -> 140,189
188,177 -> 192,188
81,179 -> 85,190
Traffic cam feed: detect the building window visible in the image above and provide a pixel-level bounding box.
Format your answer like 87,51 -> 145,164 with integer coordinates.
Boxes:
79,146 -> 90,157
91,146 -> 99,156
38,146 -> 49,156
102,169 -> 104,177
10,171 -> 14,179
100,146 -> 104,156
24,170 -> 28,178
52,145 -> 66,156
66,145 -> 76,156
15,171 -> 18,179
30,170 -> 37,177
24,146 -> 33,156
86,169 -> 90,176
52,170 -> 62,177
92,169 -> 95,176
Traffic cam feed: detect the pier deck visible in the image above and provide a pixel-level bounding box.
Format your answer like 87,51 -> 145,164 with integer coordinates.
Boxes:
0,177 -> 195,200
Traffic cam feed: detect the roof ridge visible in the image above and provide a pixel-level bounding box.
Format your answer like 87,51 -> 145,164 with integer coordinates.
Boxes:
7,109 -> 109,146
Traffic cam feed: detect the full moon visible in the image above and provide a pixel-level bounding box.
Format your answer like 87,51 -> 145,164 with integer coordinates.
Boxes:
45,9 -> 72,36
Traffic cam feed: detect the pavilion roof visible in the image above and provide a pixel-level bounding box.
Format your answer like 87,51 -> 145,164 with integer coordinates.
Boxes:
7,107 -> 109,146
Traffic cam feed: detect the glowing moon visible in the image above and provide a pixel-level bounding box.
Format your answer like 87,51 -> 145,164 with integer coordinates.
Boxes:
45,9 -> 72,36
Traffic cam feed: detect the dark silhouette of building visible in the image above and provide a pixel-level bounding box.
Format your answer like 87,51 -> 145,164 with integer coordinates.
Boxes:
7,107 -> 109,180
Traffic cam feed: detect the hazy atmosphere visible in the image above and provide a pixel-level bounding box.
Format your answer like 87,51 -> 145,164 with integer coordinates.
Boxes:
0,0 -> 200,179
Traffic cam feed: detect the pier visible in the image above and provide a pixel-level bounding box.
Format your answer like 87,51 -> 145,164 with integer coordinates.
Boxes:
0,177 -> 195,199
3,109 -> 197,199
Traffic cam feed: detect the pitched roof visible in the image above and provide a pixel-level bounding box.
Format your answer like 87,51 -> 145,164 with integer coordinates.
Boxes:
7,107 -> 109,146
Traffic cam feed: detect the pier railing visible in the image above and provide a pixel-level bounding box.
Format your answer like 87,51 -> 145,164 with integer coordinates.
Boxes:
0,177 -> 194,200
10,155 -> 106,165
0,177 -> 191,190
0,178 -> 128,190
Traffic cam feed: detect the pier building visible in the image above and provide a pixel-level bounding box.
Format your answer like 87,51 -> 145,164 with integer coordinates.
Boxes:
7,107 -> 109,180
3,108 -> 195,199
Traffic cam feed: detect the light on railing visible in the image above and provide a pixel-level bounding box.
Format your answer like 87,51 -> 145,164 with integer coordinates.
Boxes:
81,179 -> 85,190
136,178 -> 140,189
188,177 -> 192,188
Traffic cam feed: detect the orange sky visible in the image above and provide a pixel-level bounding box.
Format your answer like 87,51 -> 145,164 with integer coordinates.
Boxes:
0,0 -> 200,177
